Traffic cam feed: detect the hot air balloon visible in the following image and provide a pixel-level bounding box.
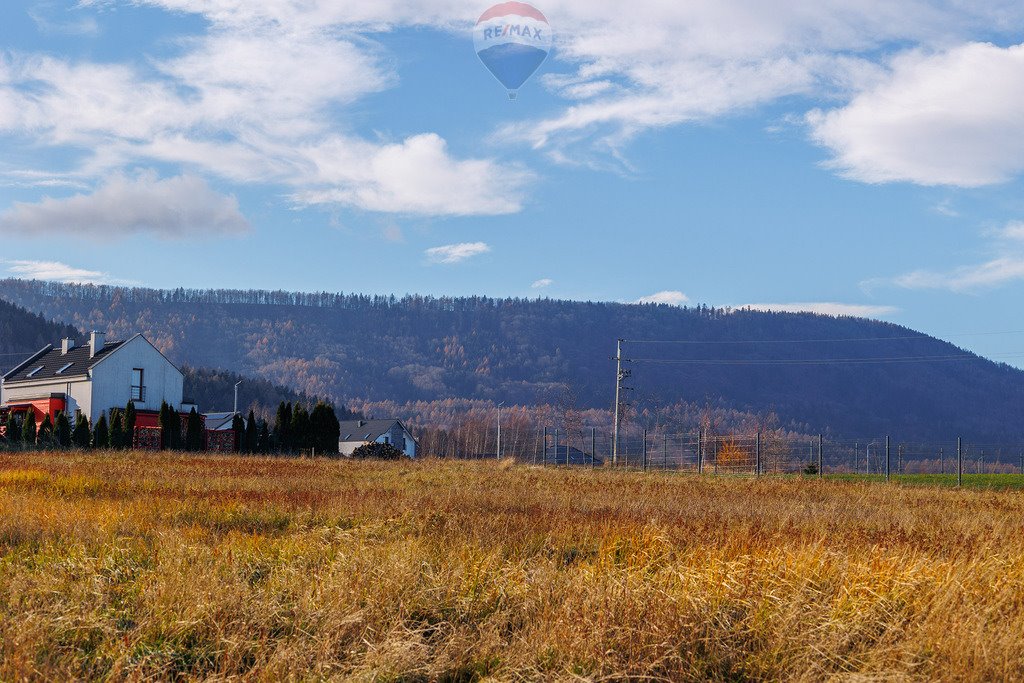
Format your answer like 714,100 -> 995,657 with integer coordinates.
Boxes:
474,2 -> 552,100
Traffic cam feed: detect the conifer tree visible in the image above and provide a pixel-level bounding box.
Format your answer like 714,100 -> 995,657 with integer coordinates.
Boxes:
168,407 -> 183,450
124,400 -> 137,449
310,402 -> 341,455
21,411 -> 37,446
185,407 -> 204,451
3,413 -> 18,447
274,402 -> 292,452
258,421 -> 270,454
231,414 -> 245,452
38,413 -> 53,446
158,402 -> 171,449
54,411 -> 72,448
72,415 -> 91,448
245,409 -> 258,453
92,412 -> 109,449
291,403 -> 310,452
109,408 -> 125,449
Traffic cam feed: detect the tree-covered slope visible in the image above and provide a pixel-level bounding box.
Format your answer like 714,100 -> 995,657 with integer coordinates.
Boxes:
1,279 -> 1022,441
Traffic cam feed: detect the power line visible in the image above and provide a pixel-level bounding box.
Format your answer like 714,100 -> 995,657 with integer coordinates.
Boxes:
627,354 -> 1000,366
625,329 -> 1024,346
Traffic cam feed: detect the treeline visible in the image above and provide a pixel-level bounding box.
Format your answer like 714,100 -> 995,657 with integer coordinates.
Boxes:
227,402 -> 342,455
0,399 -> 343,455
1,401 -> 140,451
0,278 -> 563,311
378,398 -> 810,459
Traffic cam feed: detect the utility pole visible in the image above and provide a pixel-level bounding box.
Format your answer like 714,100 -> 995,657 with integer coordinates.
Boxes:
612,339 -> 631,467
755,431 -> 761,477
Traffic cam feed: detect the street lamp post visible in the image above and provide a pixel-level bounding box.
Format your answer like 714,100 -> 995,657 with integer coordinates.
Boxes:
234,380 -> 243,414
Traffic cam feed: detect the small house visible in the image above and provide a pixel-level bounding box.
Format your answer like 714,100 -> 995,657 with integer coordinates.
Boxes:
339,419 -> 418,458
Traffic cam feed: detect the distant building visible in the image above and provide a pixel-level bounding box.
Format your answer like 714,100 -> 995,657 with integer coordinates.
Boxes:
1,332 -> 184,430
203,412 -> 239,432
339,419 -> 418,458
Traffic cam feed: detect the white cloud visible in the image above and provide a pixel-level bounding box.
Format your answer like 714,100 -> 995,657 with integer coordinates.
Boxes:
532,278 -> 554,289
293,134 -> 531,216
999,221 -> 1024,241
425,242 -> 492,265
742,302 -> 898,318
2,260 -> 136,286
500,2 -> 1024,162
933,199 -> 960,218
0,172 -> 250,239
0,4 -> 531,220
636,291 -> 690,307
808,43 -> 1024,187
874,220 -> 1024,293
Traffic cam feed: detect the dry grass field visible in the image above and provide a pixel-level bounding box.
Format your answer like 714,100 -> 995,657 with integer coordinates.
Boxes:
2,453 -> 1024,681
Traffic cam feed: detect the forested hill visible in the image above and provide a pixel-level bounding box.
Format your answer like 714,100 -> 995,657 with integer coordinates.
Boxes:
0,298 -> 79,364
2,279 -> 1023,441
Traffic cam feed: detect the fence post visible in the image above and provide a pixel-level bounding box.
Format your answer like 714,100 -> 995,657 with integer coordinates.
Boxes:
591,428 -> 597,469
697,430 -> 703,475
755,431 -> 761,478
553,428 -> 558,468
957,437 -> 963,487
642,430 -> 648,472
818,434 -> 823,479
541,427 -> 546,466
663,433 -> 668,470
939,447 -> 944,475
898,444 -> 903,474
885,436 -> 891,482
714,438 -> 719,476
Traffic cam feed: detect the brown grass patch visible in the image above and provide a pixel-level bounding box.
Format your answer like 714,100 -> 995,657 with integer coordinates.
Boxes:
0,452 -> 1022,680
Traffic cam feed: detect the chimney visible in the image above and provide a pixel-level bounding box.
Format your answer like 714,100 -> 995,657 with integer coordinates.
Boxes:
61,338 -> 75,355
89,331 -> 106,359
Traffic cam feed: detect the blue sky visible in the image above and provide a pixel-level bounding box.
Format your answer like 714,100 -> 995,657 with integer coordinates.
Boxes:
2,1 -> 1024,364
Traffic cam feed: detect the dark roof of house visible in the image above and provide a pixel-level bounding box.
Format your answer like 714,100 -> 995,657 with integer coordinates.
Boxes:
339,419 -> 408,442
2,340 -> 126,383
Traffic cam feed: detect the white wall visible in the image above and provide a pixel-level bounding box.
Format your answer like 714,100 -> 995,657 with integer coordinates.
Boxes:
89,336 -> 183,422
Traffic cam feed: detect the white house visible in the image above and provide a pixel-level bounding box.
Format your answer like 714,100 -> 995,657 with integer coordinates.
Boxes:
339,419 -> 418,458
1,332 -> 184,426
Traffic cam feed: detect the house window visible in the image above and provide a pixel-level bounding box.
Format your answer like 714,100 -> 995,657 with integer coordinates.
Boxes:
131,368 -> 145,402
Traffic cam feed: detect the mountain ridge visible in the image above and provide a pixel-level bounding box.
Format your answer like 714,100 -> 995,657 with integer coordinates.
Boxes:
1,278 -> 1021,442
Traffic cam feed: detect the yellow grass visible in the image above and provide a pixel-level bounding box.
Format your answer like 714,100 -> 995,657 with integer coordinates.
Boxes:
1,452 -> 1023,681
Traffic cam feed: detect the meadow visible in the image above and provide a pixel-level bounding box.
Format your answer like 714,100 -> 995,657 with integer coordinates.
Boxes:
2,453 -> 1024,681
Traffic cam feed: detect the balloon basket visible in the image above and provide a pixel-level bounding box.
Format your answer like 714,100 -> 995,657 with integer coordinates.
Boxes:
508,91 -> 518,101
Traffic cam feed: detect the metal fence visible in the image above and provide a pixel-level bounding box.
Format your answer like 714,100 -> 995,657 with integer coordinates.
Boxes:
447,428 -> 1024,482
